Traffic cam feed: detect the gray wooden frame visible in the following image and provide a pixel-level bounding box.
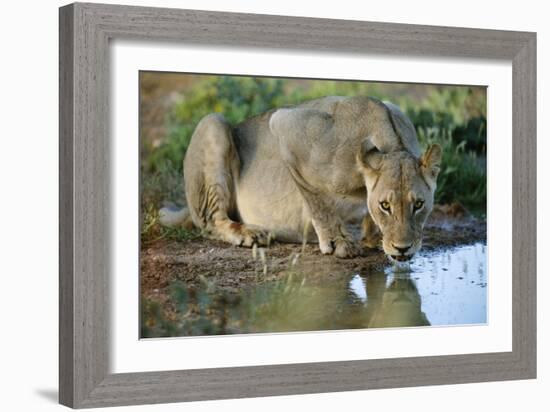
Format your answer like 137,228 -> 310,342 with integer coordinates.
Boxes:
59,2 -> 536,408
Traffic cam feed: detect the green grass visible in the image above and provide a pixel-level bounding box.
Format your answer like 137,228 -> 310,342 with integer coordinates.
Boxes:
409,100 -> 487,215
141,276 -> 238,337
140,75 -> 487,242
141,204 -> 200,245
141,270 -> 335,337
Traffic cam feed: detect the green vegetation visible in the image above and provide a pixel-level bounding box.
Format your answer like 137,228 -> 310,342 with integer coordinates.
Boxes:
142,277 -> 234,337
141,204 -> 200,245
141,75 -> 487,242
141,269 -> 353,337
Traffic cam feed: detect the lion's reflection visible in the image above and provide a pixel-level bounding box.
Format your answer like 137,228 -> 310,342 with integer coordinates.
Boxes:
350,272 -> 430,328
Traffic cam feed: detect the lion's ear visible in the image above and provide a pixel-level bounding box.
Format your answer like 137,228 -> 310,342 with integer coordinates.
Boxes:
420,144 -> 442,189
357,138 -> 383,187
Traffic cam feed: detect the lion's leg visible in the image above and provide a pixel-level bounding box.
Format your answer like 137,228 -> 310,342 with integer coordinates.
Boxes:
361,212 -> 382,249
276,140 -> 360,257
271,108 -> 363,258
183,114 -> 270,247
298,191 -> 360,258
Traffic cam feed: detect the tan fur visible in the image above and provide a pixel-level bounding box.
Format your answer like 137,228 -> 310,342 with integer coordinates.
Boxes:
368,276 -> 430,328
357,149 -> 441,260
164,96 -> 440,260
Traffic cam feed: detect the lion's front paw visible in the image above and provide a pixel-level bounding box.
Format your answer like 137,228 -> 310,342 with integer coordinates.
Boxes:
319,236 -> 360,259
237,224 -> 272,248
334,236 -> 360,259
361,213 -> 382,249
361,232 -> 381,250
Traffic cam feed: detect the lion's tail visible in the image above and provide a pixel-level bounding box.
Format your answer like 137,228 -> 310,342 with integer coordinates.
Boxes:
158,206 -> 195,230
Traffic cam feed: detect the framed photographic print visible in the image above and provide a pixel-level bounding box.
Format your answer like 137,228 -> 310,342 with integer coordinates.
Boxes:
59,2 -> 536,408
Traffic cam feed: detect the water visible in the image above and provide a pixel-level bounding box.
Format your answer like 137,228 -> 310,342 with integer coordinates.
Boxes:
348,243 -> 487,328
142,243 -> 487,337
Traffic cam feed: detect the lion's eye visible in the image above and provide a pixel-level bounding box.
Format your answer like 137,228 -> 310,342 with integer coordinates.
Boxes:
379,201 -> 391,213
413,200 -> 425,212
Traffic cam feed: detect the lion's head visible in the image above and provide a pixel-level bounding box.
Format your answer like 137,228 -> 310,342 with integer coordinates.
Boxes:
358,144 -> 442,262
368,275 -> 430,328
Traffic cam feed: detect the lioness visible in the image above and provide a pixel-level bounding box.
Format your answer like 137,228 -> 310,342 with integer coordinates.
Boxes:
160,96 -> 441,261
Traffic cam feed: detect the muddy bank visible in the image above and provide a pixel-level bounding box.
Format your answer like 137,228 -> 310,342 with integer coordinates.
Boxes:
141,203 -> 486,308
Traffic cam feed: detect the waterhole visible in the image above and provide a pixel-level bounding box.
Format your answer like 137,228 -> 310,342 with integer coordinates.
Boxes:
142,243 -> 487,337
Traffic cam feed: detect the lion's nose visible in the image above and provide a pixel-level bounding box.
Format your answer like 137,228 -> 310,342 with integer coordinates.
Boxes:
393,244 -> 412,254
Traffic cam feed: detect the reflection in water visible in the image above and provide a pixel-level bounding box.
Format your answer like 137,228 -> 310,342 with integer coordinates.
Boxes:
365,274 -> 430,328
142,243 -> 487,337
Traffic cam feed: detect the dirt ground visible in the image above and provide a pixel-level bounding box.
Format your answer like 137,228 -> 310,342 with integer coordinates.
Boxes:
141,203 -> 486,310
